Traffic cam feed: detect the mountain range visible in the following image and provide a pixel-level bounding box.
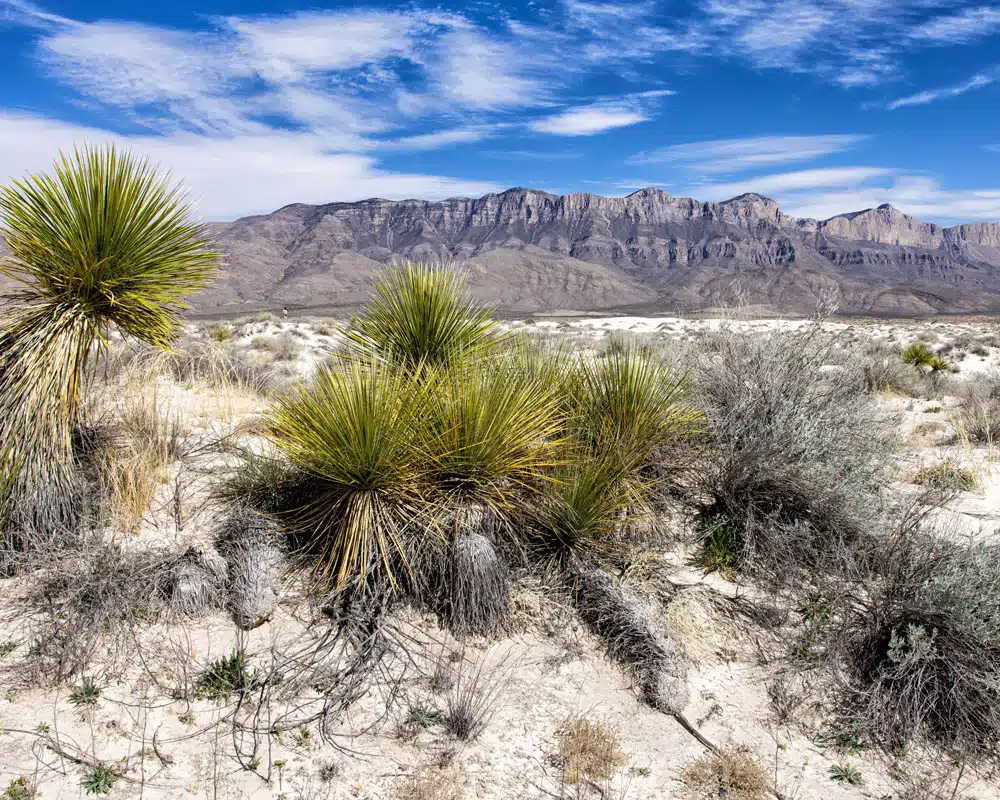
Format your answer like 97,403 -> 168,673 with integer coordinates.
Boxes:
6,188 -> 1000,317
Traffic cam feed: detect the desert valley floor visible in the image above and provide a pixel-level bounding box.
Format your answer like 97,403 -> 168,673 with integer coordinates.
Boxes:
3,312 -> 1000,800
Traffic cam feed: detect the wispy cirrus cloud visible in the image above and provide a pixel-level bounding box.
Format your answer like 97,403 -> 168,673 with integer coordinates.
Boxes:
629,134 -> 868,171
909,6 -> 1000,44
887,72 -> 995,109
692,166 -> 894,200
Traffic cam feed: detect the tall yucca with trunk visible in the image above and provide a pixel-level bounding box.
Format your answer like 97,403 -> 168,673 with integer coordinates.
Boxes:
0,145 -> 219,527
340,261 -> 507,368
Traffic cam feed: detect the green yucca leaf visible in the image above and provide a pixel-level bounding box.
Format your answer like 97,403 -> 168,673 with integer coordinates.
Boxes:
0,145 -> 219,349
419,353 -> 567,512
266,358 -> 431,589
340,262 -> 508,368
535,446 -> 648,567
571,345 -> 704,466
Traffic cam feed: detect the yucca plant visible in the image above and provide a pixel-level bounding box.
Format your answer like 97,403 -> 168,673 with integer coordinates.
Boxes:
266,357 -> 431,589
0,145 -> 218,527
532,447 -> 648,569
339,262 -> 508,368
570,345 -> 703,466
902,342 -> 948,372
420,354 -> 566,515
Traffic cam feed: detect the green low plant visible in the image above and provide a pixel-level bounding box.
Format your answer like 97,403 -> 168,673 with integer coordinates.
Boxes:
829,762 -> 863,785
4,777 -> 34,800
81,765 -> 116,795
68,676 -> 102,708
195,649 -> 260,701
902,343 -> 948,372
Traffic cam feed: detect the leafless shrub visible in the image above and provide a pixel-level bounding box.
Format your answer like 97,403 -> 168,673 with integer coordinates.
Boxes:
828,513 -> 1000,764
573,568 -> 688,714
956,368 -> 1000,444
8,539 -> 178,680
693,324 -> 897,586
216,507 -> 286,630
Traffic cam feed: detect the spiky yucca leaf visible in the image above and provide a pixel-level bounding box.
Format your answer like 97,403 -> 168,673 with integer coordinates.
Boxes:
534,447 -> 648,568
0,145 -> 219,525
902,343 -> 949,373
0,145 -> 219,347
571,345 -> 703,464
340,262 -> 507,368
420,354 -> 566,513
266,358 -> 430,589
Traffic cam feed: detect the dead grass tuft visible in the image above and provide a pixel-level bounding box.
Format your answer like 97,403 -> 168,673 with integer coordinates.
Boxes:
554,714 -> 627,785
682,746 -> 771,800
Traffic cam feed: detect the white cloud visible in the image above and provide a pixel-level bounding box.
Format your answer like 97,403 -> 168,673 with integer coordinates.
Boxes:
225,11 -> 419,83
909,6 -> 1000,44
693,167 -> 894,200
630,134 -> 867,171
381,126 -> 499,151
887,73 -> 995,109
0,114 -> 502,219
531,104 -> 648,136
780,181 -> 1000,223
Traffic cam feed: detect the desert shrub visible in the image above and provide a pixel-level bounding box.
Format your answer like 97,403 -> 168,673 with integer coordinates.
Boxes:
682,747 -> 771,800
831,522 -> 1000,763
13,541 -> 176,680
693,324 -> 897,586
858,341 -> 926,396
554,714 -> 627,785
267,332 -> 302,361
207,323 -> 232,342
0,145 -> 218,529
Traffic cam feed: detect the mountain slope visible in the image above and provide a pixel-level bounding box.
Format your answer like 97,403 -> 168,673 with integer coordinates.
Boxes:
5,188 -> 1000,316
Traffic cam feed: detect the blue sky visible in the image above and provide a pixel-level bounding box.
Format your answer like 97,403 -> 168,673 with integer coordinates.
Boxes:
1,0 -> 998,223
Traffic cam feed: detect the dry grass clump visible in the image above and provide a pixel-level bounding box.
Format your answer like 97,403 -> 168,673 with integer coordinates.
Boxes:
167,339 -> 277,394
216,507 -> 285,630
554,714 -> 627,785
96,397 -> 183,529
956,368 -> 1000,444
397,766 -> 464,800
693,323 -> 897,585
682,747 -> 771,800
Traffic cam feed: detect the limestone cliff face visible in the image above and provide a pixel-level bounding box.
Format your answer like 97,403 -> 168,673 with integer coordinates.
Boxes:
43,187 -> 1000,316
